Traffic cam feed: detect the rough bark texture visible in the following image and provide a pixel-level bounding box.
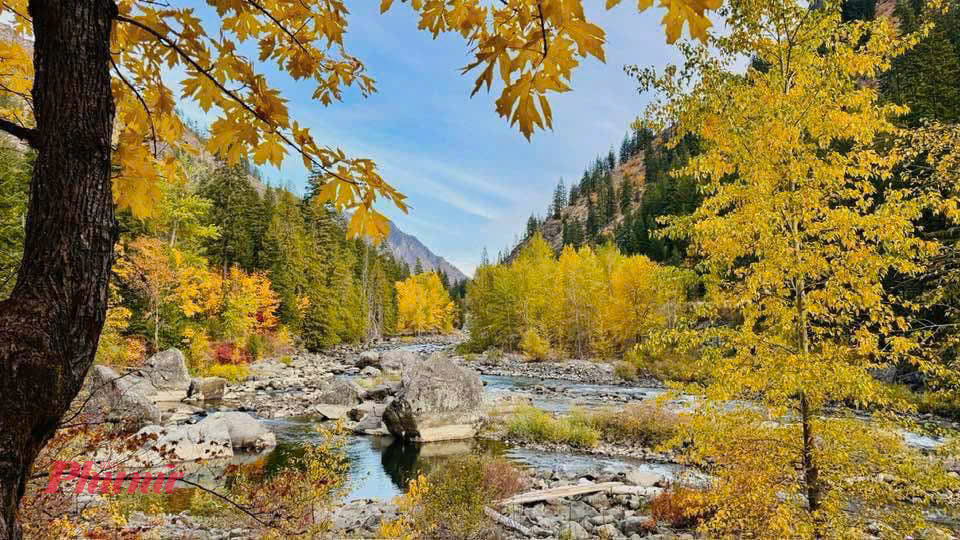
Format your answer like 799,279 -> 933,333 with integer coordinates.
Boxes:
0,1 -> 117,537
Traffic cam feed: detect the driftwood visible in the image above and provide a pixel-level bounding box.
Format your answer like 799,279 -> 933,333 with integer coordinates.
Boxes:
484,507 -> 532,537
498,481 -> 625,505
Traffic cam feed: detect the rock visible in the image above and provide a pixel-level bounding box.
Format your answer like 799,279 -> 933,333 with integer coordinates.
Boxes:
380,350 -> 418,375
353,412 -> 388,435
142,348 -> 190,390
560,521 -> 590,540
589,515 -> 615,526
361,384 -> 394,402
199,412 -> 276,451
313,404 -> 349,420
626,469 -> 665,487
360,366 -> 382,378
130,421 -> 233,464
357,351 -> 381,369
594,523 -> 620,538
84,365 -> 162,427
316,379 -> 362,406
620,516 -> 653,536
186,377 -> 228,401
382,354 -> 484,442
585,492 -> 610,509
563,500 -> 598,522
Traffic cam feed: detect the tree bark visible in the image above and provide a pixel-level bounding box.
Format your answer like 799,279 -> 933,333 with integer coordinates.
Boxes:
0,1 -> 117,537
800,392 -> 822,516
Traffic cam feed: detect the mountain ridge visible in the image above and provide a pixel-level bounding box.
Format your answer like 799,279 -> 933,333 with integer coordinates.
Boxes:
383,218 -> 468,282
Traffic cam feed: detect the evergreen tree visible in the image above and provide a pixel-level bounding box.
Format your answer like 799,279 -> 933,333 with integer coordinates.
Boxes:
414,257 -> 424,274
199,163 -> 259,275
882,1 -> 960,126
604,177 -> 616,223
607,147 -> 616,170
569,184 -> 579,204
841,0 -> 875,21
526,214 -> 540,237
552,178 -> 567,218
620,179 -> 634,213
619,132 -> 631,163
585,201 -> 599,239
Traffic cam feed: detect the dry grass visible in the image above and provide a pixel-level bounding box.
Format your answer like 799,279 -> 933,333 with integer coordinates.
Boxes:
588,402 -> 684,447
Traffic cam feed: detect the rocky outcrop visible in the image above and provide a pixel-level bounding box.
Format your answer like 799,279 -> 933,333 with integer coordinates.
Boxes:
382,354 -> 484,442
130,421 -> 234,465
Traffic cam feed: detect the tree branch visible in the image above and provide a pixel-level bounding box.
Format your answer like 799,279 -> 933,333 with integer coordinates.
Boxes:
0,117 -> 38,148
114,14 -> 359,187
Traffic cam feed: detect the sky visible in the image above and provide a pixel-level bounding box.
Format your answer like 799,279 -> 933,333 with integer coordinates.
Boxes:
178,2 -> 688,277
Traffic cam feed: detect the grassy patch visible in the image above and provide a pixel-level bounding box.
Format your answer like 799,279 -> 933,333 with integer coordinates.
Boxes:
202,363 -> 250,382
354,371 -> 401,389
588,402 -> 684,447
626,346 -> 708,384
507,406 -> 599,448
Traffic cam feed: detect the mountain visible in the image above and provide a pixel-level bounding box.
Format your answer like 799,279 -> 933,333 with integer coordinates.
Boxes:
384,219 -> 468,282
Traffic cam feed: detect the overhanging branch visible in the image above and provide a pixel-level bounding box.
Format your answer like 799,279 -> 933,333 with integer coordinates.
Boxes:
0,117 -> 38,148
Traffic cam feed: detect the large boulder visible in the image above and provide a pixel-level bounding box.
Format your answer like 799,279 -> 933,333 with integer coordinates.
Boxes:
382,354 -> 484,442
186,377 -> 228,401
141,348 -> 190,390
356,351 -> 381,369
379,350 -> 418,375
316,378 -> 363,406
198,412 -> 276,451
129,421 -> 234,465
84,365 -> 162,427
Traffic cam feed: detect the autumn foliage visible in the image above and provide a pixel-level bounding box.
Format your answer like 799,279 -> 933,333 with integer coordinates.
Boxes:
395,272 -> 456,335
467,233 -> 692,357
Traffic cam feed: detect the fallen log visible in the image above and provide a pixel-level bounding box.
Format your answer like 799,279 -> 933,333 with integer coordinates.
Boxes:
484,506 -> 532,537
498,481 -> 625,505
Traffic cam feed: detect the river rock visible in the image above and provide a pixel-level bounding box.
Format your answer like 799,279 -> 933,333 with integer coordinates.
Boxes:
356,351 -> 381,369
316,379 -> 362,406
382,354 -> 483,442
85,365 -> 162,427
560,521 -> 590,539
312,404 -> 349,420
594,523 -> 619,538
360,366 -> 382,378
186,377 -> 228,401
361,384 -> 395,402
198,412 -> 276,451
620,516 -> 653,535
141,348 -> 190,390
380,350 -> 418,375
130,421 -> 233,465
626,469 -> 665,487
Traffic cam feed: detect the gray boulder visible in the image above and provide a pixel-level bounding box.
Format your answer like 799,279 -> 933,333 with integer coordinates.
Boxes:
382,354 -> 484,442
130,421 -> 233,465
198,412 -> 276,451
360,366 -> 382,378
316,378 -> 362,406
84,365 -> 162,427
356,351 -> 381,369
186,377 -> 228,401
141,348 -> 190,390
379,350 -> 418,375
361,384 -> 395,402
560,521 -> 590,540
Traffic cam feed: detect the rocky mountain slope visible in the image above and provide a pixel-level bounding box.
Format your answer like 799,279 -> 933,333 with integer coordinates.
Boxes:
384,218 -> 468,282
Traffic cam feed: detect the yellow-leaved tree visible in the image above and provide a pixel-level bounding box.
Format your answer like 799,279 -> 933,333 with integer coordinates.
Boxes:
395,272 -> 456,335
635,0 -> 959,535
0,0 -> 725,535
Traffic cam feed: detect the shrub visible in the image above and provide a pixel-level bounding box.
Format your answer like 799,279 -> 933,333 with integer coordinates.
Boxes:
379,456 -> 526,539
614,360 -> 638,381
205,363 -> 250,382
246,333 -> 266,361
588,402 -> 683,447
213,341 -> 249,364
520,328 -> 550,361
650,487 -> 710,529
507,406 -> 598,448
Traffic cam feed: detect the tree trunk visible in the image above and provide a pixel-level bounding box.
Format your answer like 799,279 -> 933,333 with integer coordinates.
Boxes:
0,1 -> 117,537
800,392 -> 822,516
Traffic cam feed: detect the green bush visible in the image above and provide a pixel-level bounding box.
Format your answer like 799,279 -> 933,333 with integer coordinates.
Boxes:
245,333 -> 266,361
520,328 -> 550,361
204,363 -> 250,382
615,360 -> 638,381
626,345 -> 707,384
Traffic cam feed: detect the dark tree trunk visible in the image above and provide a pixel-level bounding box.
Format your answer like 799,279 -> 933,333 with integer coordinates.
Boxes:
0,1 -> 117,537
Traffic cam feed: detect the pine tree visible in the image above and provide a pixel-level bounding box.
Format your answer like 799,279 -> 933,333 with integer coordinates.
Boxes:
620,179 -> 634,213
619,133 -> 631,163
200,164 -> 260,276
552,178 -> 567,218
414,258 -> 424,275
606,148 -> 616,170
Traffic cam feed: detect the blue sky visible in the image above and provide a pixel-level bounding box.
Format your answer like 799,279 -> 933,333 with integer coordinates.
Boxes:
178,2 -> 687,276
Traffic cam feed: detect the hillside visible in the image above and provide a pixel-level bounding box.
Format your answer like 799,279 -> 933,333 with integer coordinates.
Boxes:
384,219 -> 468,282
